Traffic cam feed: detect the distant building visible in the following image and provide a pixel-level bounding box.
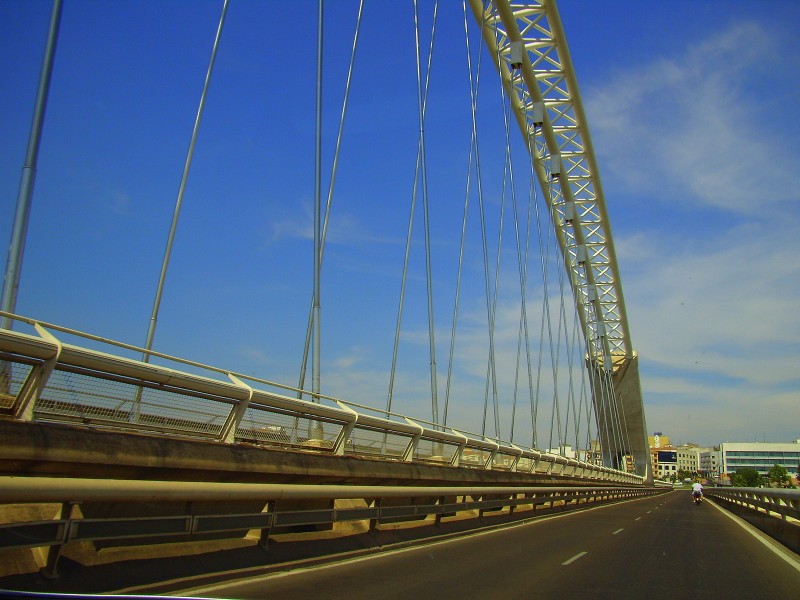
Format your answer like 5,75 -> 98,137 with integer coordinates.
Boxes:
650,446 -> 678,480
716,441 -> 800,479
547,444 -> 577,459
622,454 -> 636,474
676,443 -> 712,474
586,440 -> 603,466
648,432 -> 678,479
699,449 -> 722,479
648,432 -> 671,449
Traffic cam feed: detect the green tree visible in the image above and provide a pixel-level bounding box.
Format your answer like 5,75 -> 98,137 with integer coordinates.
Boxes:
767,464 -> 790,488
731,468 -> 762,487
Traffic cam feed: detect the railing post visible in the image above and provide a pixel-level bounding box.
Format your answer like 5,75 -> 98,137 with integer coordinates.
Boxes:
401,417 -> 424,462
508,444 -> 522,472
41,501 -> 75,580
258,500 -> 275,550
14,323 -> 62,421
449,429 -> 468,467
483,438 -> 499,470
333,401 -> 358,455
219,373 -> 253,443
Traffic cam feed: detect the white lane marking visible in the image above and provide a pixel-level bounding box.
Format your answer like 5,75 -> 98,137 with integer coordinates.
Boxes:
634,517 -> 641,521
562,551 -> 588,566
706,499 -> 800,573
612,528 -> 624,535
126,494 -> 658,597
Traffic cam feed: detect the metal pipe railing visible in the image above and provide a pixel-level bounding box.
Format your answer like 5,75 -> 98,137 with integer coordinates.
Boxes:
704,487 -> 800,522
0,314 -> 644,485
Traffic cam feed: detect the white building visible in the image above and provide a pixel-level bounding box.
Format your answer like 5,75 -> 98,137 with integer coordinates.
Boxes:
676,444 -> 712,474
717,441 -> 800,477
699,449 -> 722,478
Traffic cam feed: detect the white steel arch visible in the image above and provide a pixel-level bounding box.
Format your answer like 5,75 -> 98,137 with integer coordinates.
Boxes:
469,0 -> 651,480
469,0 -> 630,369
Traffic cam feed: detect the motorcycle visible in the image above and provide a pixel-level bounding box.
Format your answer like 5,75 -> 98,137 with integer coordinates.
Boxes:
692,490 -> 703,505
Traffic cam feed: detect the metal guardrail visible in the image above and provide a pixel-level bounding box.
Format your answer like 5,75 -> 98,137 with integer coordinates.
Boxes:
0,476 -> 663,578
0,314 -> 642,484
704,487 -> 800,522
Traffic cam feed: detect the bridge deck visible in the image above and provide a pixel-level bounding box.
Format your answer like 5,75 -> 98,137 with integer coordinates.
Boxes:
184,491 -> 798,599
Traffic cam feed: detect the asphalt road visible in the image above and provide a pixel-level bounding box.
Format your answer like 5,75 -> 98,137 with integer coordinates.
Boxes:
175,491 -> 800,600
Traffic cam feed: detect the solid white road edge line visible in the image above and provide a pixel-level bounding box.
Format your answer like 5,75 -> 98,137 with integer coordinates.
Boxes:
706,498 -> 800,573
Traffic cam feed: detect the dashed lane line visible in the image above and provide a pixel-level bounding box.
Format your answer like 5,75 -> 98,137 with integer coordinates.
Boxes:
562,551 -> 588,566
612,528 -> 624,535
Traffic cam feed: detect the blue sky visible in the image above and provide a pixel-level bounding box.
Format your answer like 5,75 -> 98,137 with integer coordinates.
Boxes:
1,0 -> 798,450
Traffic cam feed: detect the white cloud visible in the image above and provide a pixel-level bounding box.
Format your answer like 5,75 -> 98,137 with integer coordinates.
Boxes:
585,19 -> 800,445
587,21 -> 800,215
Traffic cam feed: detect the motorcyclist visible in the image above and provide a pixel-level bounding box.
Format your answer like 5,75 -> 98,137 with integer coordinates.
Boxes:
691,481 -> 703,503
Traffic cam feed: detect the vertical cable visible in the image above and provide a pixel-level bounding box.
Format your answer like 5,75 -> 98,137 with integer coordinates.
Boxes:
472,4 -> 500,439
297,0 -> 365,399
444,0 -> 480,427
312,0 -> 323,413
413,0 -> 440,424
1,0 -> 63,331
132,0 -> 228,423
143,0 -> 229,360
387,0 -> 439,418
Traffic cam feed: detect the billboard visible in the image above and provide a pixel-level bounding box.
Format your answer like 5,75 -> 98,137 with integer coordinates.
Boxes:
657,451 -> 677,463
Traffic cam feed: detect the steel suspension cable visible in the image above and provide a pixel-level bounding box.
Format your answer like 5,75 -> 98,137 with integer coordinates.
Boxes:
602,368 -> 624,467
582,265 -> 627,467
540,170 -> 563,453
547,252 -> 566,452
466,3 -> 500,439
505,69 -> 535,445
566,313 -> 582,451
443,0 -> 482,428
519,148 -> 537,447
413,0 -> 440,425
481,163 -> 506,440
312,0 -> 324,411
296,0 -> 365,399
574,328 -> 594,461
617,385 -> 635,471
582,321 -> 609,465
553,236 -> 582,453
386,0 -> 439,419
527,127 -> 548,449
143,0 -> 229,362
492,47 -> 535,445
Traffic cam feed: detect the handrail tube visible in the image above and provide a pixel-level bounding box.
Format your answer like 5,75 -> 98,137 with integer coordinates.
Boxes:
0,476 -> 652,504
353,413 -> 421,436
57,344 -> 250,403
455,432 -> 501,453
418,426 -> 467,447
0,325 -> 640,483
0,328 -> 58,361
249,389 -> 352,423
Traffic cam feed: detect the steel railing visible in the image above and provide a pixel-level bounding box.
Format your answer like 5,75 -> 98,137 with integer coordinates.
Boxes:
0,475 -> 663,577
0,312 -> 642,485
704,487 -> 800,522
